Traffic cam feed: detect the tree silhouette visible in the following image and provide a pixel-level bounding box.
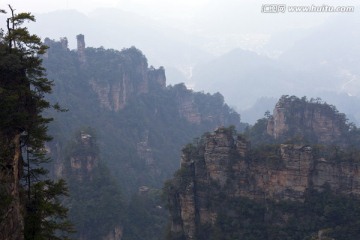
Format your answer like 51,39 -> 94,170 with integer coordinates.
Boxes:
0,5 -> 72,239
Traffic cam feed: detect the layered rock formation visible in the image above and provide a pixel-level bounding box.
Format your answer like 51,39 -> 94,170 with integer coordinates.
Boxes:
168,128 -> 360,239
90,68 -> 166,111
45,36 -> 166,112
174,84 -> 202,124
173,84 -> 239,126
45,36 -> 239,128
42,37 -> 243,239
267,95 -> 348,145
86,44 -> 166,112
166,97 -> 360,240
89,59 -> 166,112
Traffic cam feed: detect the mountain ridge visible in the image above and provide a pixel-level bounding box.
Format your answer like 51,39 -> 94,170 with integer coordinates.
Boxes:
165,96 -> 360,240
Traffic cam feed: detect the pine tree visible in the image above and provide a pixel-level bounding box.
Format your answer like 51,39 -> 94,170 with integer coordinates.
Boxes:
0,5 -> 72,239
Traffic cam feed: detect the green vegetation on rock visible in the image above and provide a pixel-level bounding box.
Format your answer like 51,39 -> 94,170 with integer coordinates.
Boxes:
0,6 -> 72,239
165,102 -> 360,240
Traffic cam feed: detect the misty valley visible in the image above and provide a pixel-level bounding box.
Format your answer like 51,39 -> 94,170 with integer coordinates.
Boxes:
2,5 -> 360,240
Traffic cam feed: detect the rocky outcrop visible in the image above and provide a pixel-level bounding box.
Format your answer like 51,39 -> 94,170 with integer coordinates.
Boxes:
313,160 -> 360,196
167,126 -> 360,239
90,79 -> 122,111
43,37 -> 69,59
148,66 -> 166,88
64,131 -> 124,240
45,36 -> 167,112
267,96 -> 348,145
67,132 -> 98,181
89,69 -> 158,112
173,84 -> 240,126
44,37 -> 69,51
166,96 -> 360,239
44,36 -> 240,131
136,130 -> 162,176
137,130 -> 155,166
89,49 -> 166,112
102,226 -> 123,240
41,35 -> 244,239
0,133 -> 24,240
176,90 -> 201,124
76,34 -> 86,65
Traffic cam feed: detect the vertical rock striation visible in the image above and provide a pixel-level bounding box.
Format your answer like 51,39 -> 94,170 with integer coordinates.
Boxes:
88,47 -> 166,112
0,133 -> 24,240
76,34 -> 86,65
167,97 -> 360,239
267,96 -> 347,145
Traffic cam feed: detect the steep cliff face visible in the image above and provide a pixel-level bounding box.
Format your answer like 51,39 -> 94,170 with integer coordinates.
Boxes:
44,37 -> 242,195
67,132 -> 99,181
267,96 -> 348,145
166,98 -> 360,239
64,130 -> 124,240
76,34 -> 86,65
89,61 -> 166,112
0,133 -> 24,240
173,84 -> 240,126
45,36 -> 238,128
83,37 -> 166,112
90,62 -> 166,112
175,85 -> 202,124
167,128 -> 360,239
43,38 -> 243,239
45,36 -> 166,112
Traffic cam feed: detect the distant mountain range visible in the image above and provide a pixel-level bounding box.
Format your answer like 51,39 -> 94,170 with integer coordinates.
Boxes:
191,13 -> 360,124
30,9 -> 360,125
28,9 -> 211,85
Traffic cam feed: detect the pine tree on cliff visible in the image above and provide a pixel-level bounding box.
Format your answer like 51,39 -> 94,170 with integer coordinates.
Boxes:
0,5 -> 72,239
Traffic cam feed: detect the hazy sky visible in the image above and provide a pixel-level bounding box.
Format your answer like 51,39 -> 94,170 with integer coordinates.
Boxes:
2,0 -> 359,13
1,0 -> 359,113
3,0 -> 358,45
1,0 -> 358,52
3,0 -> 359,26
2,0 -> 359,37
2,0 -> 211,16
